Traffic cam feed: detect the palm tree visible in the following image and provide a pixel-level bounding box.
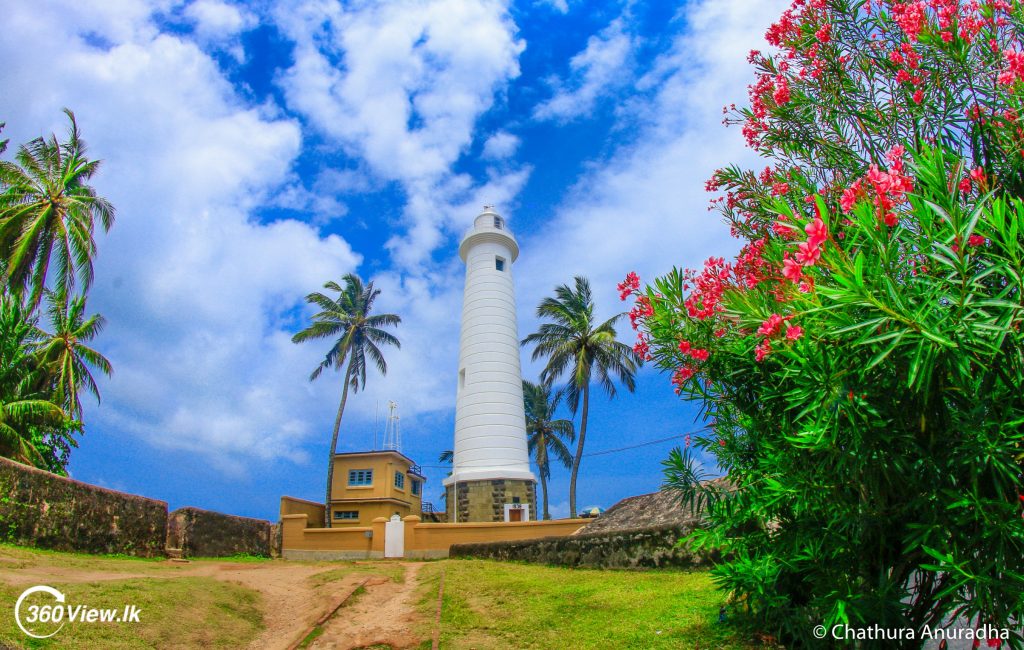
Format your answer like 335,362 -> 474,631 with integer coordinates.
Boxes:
0,109 -> 115,310
438,449 -> 454,464
292,274 -> 401,526
522,276 -> 640,518
0,296 -> 65,465
523,380 -> 574,520
32,291 -> 112,418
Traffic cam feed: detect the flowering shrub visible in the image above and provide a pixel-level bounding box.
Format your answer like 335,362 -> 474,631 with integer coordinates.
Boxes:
621,0 -> 1024,646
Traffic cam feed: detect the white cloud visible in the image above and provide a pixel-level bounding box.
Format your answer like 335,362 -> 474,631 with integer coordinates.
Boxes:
535,0 -> 569,13
184,0 -> 256,61
533,17 -> 634,122
275,0 -> 529,267
517,0 -> 788,334
0,1 -> 361,473
185,0 -> 254,40
481,131 -> 521,160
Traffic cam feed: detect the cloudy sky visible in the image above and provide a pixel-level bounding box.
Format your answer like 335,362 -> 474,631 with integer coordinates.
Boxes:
0,0 -> 786,520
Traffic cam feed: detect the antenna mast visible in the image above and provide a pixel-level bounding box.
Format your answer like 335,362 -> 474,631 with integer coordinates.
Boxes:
382,401 -> 402,452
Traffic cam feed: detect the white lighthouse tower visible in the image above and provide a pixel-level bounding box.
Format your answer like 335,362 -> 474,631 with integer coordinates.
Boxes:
443,207 -> 536,523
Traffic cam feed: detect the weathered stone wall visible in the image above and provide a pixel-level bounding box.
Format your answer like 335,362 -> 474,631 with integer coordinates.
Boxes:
449,521 -> 710,569
0,456 -> 167,557
167,507 -> 278,558
446,479 -> 537,522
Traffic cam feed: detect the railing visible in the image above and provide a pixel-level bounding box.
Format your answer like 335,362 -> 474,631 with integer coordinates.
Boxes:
409,463 -> 424,477
421,502 -> 435,514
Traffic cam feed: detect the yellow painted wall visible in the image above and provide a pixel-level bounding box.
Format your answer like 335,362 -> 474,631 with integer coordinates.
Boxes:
281,514 -> 381,552
279,496 -> 325,527
329,501 -> 403,527
403,516 -> 588,552
282,513 -> 588,559
328,451 -> 425,527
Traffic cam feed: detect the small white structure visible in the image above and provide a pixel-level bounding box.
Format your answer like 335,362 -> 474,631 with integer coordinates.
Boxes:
443,207 -> 536,522
384,514 -> 404,558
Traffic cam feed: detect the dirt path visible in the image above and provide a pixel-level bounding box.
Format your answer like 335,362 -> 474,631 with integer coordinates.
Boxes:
310,562 -> 427,650
0,553 -> 424,650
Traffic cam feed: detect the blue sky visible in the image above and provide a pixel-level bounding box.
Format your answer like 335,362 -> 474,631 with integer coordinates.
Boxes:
0,0 -> 786,521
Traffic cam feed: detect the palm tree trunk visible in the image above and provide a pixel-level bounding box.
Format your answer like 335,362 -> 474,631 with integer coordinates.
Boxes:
568,383 -> 590,518
324,363 -> 353,528
540,467 -> 550,520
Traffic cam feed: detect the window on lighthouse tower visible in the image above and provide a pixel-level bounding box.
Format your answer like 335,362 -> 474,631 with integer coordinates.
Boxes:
494,216 -> 503,229
495,256 -> 506,272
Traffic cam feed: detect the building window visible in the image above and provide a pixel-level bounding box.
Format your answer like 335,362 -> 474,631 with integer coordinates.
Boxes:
494,216 -> 503,229
411,480 -> 421,496
348,469 -> 373,486
512,496 -> 520,504
394,471 -> 405,489
334,511 -> 359,520
459,368 -> 465,389
495,256 -> 506,272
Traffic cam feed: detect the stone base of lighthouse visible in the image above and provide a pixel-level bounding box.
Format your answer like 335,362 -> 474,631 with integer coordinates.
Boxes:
445,479 -> 537,523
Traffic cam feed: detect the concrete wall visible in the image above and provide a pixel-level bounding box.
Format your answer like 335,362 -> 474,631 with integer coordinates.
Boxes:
279,512 -> 588,560
449,522 -> 710,569
0,456 -> 167,557
280,496 -> 325,526
167,507 -> 278,558
403,515 -> 587,559
280,514 -> 383,560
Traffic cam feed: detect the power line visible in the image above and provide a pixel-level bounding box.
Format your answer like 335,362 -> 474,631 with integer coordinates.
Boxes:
582,432 -> 698,457
418,427 -> 710,469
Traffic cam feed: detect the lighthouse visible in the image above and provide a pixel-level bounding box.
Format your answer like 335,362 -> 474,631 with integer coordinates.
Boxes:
443,207 -> 536,523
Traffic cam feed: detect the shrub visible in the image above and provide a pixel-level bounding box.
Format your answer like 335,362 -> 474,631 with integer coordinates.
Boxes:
620,0 -> 1024,646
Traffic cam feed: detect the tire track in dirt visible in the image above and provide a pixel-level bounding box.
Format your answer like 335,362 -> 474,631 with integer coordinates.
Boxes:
310,562 -> 427,650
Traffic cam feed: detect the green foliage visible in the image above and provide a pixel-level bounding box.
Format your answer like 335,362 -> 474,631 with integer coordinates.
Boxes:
625,1 -> 1024,647
292,273 -> 401,526
522,276 -> 640,518
0,108 -> 115,310
0,295 -> 70,468
0,112 -> 113,473
523,379 -> 575,520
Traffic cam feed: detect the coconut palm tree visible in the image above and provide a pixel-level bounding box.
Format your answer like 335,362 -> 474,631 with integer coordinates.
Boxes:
523,380 -> 574,520
0,296 -> 65,465
0,109 -> 115,311
32,291 -> 112,419
522,276 -> 640,518
292,274 -> 401,526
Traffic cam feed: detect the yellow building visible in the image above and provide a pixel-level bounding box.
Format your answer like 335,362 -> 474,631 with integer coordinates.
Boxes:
327,450 -> 426,526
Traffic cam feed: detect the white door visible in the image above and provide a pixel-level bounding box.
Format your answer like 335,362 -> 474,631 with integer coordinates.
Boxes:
384,514 -> 404,558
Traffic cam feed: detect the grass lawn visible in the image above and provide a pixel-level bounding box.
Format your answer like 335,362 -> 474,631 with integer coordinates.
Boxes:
417,559 -> 753,649
0,577 -> 262,649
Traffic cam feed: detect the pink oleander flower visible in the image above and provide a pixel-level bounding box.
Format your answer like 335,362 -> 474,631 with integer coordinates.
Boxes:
795,240 -> 822,266
755,339 -> 772,362
785,325 -> 803,340
782,254 -> 803,283
618,271 -> 640,300
757,313 -> 784,337
999,48 -> 1024,85
805,216 -> 827,246
773,75 -> 791,104
691,348 -> 710,362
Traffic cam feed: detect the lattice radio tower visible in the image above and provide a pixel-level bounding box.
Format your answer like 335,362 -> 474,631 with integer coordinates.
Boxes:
382,400 -> 402,452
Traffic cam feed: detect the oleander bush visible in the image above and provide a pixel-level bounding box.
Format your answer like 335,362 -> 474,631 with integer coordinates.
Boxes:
620,0 -> 1024,646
